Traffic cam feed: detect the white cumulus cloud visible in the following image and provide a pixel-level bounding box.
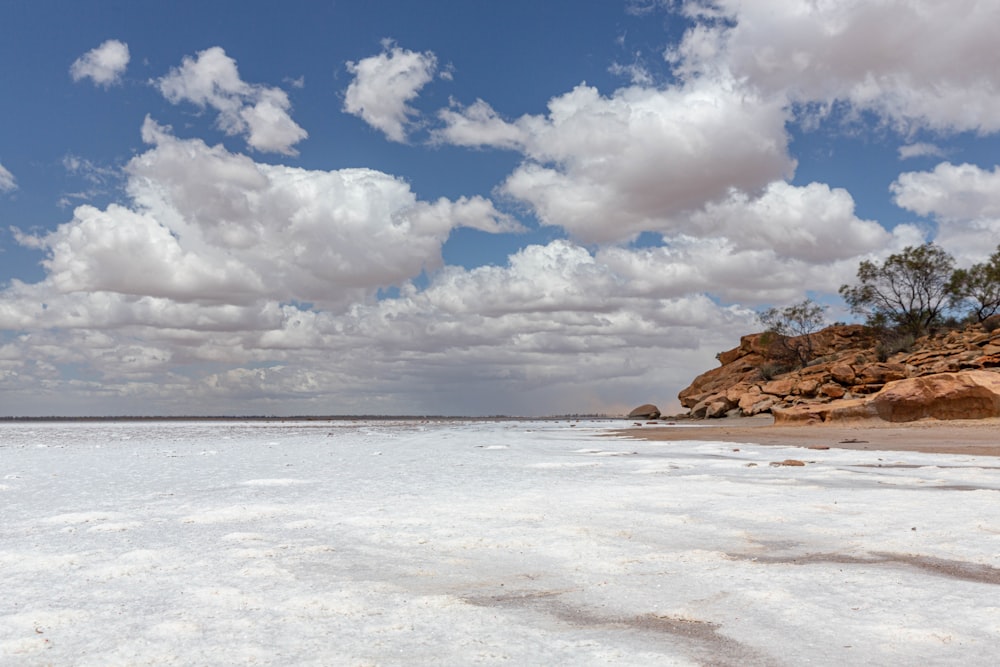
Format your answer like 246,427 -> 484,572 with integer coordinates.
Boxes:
0,161 -> 16,193
891,162 -> 1000,262
683,181 -> 891,264
9,117 -> 516,313
157,47 -> 308,155
898,142 -> 945,160
343,42 -> 438,143
498,79 -> 794,244
892,162 -> 1000,221
438,77 -> 793,244
671,0 -> 1000,134
70,39 -> 130,87
435,99 -> 526,150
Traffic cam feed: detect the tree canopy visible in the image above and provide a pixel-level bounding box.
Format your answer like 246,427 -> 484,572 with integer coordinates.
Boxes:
948,246 -> 1000,322
839,243 -> 955,336
758,299 -> 827,366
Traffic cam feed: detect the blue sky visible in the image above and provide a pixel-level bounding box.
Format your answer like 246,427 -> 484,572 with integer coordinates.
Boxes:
2,0 -> 1000,416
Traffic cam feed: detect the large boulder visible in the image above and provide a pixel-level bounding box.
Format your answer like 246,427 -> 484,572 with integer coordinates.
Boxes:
628,404 -> 661,419
870,371 -> 1000,422
854,362 -> 907,386
690,395 -> 736,419
760,378 -> 795,397
819,382 -> 847,399
829,363 -> 856,385
738,391 -> 777,416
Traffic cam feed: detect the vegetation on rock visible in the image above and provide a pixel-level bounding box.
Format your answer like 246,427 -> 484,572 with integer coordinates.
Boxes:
948,246 -> 1000,323
839,243 -> 955,337
679,322 -> 1000,420
757,299 -> 827,367
839,242 -> 1000,335
677,244 -> 1000,421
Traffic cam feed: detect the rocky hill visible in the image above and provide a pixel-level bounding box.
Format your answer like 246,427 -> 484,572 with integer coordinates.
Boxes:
677,322 -> 1000,423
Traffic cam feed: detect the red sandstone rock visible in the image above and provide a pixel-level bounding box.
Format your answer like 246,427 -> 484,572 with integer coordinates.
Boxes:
772,399 -> 877,424
794,379 -> 821,396
819,383 -> 846,399
761,378 -> 795,397
855,362 -> 907,385
829,363 -> 856,385
870,371 -> 1000,422
678,324 -> 1000,421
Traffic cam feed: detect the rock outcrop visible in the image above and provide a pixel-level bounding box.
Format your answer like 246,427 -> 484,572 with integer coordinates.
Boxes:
679,323 -> 1000,422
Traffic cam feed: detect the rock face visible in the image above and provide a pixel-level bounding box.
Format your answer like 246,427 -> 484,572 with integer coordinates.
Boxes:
680,325 -> 878,418
871,371 -> 1000,422
628,404 -> 661,419
772,399 -> 877,424
679,323 -> 1000,422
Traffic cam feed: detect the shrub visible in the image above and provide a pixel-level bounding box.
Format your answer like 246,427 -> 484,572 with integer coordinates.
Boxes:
805,354 -> 833,367
759,362 -> 793,381
875,333 -> 915,362
757,299 -> 827,366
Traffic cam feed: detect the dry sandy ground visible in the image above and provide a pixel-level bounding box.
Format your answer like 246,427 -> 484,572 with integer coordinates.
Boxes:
615,415 -> 1000,457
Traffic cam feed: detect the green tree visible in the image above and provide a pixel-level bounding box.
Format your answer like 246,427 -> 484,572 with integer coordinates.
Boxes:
948,245 -> 1000,322
758,298 -> 827,366
839,243 -> 955,337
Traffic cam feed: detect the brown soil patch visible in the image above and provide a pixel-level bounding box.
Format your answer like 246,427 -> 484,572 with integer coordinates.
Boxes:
613,416 -> 1000,457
